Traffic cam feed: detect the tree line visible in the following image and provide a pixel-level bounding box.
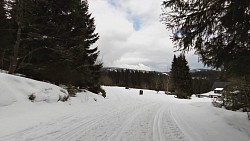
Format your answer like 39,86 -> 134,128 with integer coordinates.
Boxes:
0,0 -> 104,96
101,68 -> 169,92
191,70 -> 220,94
101,65 -> 220,96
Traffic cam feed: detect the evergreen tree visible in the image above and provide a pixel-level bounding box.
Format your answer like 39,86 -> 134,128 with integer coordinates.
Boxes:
170,54 -> 192,98
178,54 -> 193,96
68,0 -> 102,93
161,0 -> 250,81
162,0 -> 250,109
170,55 -> 178,91
5,0 -> 103,95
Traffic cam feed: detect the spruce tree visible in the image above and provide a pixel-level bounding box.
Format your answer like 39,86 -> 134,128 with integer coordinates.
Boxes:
170,55 -> 178,91
6,0 -> 103,94
68,0 -> 102,93
162,0 -> 250,108
170,54 -> 192,98
178,54 -> 193,97
162,0 -> 250,82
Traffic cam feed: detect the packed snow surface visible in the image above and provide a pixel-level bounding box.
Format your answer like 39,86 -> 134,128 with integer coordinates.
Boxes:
0,74 -> 250,141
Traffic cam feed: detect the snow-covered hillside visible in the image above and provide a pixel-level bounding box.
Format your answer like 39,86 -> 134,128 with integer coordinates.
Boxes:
0,73 -> 250,141
0,73 -> 70,106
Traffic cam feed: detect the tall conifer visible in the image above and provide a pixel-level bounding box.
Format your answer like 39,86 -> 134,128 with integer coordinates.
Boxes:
170,54 -> 192,98
6,0 -> 103,94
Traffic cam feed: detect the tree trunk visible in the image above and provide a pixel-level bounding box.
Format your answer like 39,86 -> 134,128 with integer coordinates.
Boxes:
8,0 -> 22,74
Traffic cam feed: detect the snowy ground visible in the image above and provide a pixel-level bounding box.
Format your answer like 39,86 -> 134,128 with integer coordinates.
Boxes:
0,73 -> 250,141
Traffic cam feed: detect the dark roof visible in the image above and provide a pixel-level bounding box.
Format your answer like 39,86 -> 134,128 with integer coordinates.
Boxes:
211,82 -> 230,91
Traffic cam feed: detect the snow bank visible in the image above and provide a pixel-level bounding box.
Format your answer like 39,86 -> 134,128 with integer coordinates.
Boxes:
0,73 -> 69,106
72,91 -> 105,103
199,91 -> 222,97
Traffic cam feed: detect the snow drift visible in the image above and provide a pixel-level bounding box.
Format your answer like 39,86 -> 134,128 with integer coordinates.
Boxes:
0,72 -> 69,106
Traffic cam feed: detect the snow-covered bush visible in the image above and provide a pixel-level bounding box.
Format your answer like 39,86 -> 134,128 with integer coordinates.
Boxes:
58,95 -> 70,102
100,88 -> 106,98
66,85 -> 81,97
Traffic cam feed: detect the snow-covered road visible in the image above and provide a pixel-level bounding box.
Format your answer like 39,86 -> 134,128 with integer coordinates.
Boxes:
1,86 -> 250,141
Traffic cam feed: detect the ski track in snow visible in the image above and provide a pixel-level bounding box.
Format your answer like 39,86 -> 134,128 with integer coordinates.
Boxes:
0,101 -> 190,141
153,105 -> 188,141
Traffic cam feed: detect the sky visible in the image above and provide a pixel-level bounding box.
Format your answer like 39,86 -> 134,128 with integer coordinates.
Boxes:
88,0 -> 205,72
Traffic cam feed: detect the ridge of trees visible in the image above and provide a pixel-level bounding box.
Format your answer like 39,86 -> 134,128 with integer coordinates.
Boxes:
101,68 -> 169,92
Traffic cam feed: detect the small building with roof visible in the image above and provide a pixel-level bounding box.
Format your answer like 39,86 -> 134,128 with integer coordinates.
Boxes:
214,88 -> 224,94
211,81 -> 230,91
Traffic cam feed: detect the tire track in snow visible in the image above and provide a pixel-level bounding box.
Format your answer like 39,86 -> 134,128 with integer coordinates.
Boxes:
74,102 -> 158,141
1,99 -> 192,141
153,105 -> 165,141
51,108 -> 122,141
0,101 -> 155,141
103,102 -> 161,141
153,104 -> 189,141
44,102 -> 146,141
0,103 -> 128,141
0,114 -> 76,141
170,104 -> 209,141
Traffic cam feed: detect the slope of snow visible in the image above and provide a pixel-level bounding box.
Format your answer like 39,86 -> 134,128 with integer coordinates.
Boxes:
0,73 -> 69,106
0,74 -> 250,141
0,73 -> 104,137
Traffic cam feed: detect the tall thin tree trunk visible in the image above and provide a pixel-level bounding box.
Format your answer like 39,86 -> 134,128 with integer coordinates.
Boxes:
9,0 -> 22,74
1,50 -> 5,70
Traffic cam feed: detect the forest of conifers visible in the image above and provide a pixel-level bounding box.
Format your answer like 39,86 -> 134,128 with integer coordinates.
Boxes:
100,68 -> 220,94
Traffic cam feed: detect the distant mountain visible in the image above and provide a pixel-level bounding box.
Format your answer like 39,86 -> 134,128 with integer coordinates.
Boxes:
103,67 -> 169,75
104,67 -> 216,74
190,68 -> 218,73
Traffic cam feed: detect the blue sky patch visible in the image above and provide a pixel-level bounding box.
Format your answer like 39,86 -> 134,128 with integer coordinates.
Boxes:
132,18 -> 141,31
107,0 -> 141,31
108,0 -> 117,7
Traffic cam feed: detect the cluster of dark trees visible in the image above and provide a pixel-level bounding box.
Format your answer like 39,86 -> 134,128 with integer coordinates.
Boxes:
162,0 -> 250,109
101,68 -> 169,92
191,70 -> 220,94
0,0 -> 104,96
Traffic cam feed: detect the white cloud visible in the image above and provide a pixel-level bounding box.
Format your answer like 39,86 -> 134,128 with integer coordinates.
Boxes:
89,0 -> 205,72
